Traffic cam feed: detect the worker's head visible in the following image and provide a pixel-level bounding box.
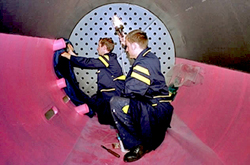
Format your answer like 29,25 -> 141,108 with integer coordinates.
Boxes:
97,37 -> 115,55
125,29 -> 148,59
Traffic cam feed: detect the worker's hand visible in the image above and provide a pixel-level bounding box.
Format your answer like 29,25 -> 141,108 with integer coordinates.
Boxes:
67,44 -> 77,56
61,52 -> 71,60
68,50 -> 77,56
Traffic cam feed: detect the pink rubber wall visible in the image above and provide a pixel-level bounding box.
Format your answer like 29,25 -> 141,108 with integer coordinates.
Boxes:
0,33 -> 89,164
0,33 -> 249,164
172,58 -> 250,165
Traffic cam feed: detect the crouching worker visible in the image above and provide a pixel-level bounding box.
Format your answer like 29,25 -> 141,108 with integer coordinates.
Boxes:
110,30 -> 174,162
61,37 -> 125,126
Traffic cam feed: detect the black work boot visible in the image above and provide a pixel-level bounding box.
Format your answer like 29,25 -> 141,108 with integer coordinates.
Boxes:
123,145 -> 149,162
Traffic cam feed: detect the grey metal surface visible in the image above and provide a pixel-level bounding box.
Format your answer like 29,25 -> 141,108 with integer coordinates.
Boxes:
69,3 -> 175,96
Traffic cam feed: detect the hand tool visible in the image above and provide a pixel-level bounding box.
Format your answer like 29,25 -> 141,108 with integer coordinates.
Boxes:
101,145 -> 120,158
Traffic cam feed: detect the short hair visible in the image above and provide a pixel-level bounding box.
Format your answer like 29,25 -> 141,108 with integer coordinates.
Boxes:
126,29 -> 148,49
99,38 -> 115,52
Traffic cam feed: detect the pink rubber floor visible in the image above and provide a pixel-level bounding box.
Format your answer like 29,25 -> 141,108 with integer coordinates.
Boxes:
0,33 -> 249,164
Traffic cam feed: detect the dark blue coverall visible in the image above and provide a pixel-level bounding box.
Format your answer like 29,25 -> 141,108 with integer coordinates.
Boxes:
110,47 -> 174,151
70,52 -> 125,125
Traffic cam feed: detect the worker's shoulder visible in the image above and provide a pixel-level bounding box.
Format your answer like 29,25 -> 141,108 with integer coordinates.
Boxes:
108,52 -> 118,59
140,52 -> 159,63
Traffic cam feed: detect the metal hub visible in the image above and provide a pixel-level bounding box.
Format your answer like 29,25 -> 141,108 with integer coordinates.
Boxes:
69,3 -> 175,96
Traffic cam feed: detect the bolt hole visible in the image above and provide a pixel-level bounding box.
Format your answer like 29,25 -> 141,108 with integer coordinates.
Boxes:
63,95 -> 70,103
45,107 -> 58,120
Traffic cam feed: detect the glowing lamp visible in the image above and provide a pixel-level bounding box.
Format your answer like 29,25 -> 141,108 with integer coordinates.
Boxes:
112,15 -> 124,37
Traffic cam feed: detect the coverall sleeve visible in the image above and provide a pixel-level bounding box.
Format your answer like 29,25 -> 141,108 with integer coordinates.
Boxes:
124,62 -> 151,97
70,56 -> 107,69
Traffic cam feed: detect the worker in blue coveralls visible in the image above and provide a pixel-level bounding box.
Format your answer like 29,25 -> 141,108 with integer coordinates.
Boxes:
61,38 -> 125,126
110,30 -> 174,162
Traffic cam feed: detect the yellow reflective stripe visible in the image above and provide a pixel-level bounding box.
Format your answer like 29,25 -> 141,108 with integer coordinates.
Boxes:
131,72 -> 150,85
99,56 -> 109,67
113,75 -> 126,81
159,100 -> 172,103
143,49 -> 151,56
152,100 -> 171,106
133,65 -> 150,76
104,55 -> 109,61
100,88 -> 115,92
122,105 -> 129,114
153,93 -> 172,98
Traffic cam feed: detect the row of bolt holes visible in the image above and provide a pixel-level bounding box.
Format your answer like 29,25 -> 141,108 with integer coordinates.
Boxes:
76,26 -> 165,34
74,38 -> 170,45
78,27 -> 164,35
82,19 -> 157,26
92,8 -> 151,16
75,33 -> 167,42
75,34 -> 168,40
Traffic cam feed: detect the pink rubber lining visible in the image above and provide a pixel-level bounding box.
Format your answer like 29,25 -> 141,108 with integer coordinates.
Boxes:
0,33 -> 249,164
0,33 -> 89,165
53,38 -> 66,51
75,104 -> 89,115
56,78 -> 67,89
